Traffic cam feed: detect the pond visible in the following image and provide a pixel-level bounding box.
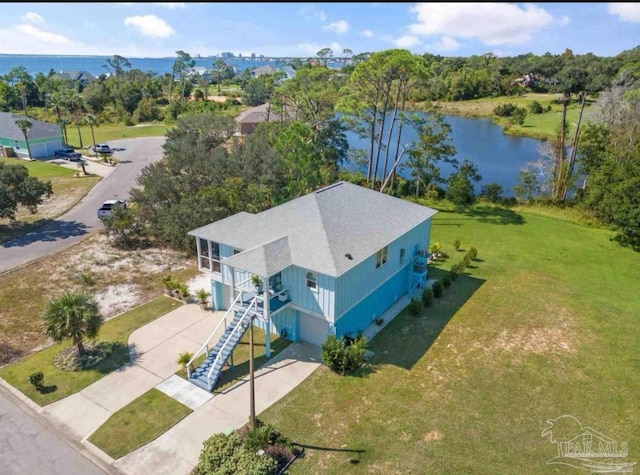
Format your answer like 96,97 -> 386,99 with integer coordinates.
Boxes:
343,113 -> 546,196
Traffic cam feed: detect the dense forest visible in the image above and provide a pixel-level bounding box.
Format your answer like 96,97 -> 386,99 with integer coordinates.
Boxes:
2,46 -> 640,250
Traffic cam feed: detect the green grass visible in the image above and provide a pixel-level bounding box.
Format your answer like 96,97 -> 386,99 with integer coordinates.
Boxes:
88,388 -> 192,459
419,93 -> 594,140
0,156 -> 76,178
260,203 -> 640,474
0,296 -> 182,406
177,326 -> 291,393
0,157 -> 101,242
65,124 -> 171,149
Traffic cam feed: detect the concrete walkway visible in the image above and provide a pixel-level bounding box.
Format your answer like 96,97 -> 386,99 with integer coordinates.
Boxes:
31,302 -> 321,475
40,305 -> 222,442
46,156 -> 116,178
113,342 -> 320,475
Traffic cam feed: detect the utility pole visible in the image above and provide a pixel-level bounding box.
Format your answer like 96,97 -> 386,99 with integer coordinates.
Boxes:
249,315 -> 256,430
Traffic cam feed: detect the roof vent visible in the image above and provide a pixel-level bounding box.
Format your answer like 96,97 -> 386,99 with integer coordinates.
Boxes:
345,253 -> 353,260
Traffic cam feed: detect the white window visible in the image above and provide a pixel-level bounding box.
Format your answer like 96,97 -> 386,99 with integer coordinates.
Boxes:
198,239 -> 221,273
376,246 -> 388,268
305,271 -> 317,290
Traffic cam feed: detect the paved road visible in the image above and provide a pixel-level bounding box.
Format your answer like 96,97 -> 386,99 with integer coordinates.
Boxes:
0,384 -> 109,475
0,137 -> 166,274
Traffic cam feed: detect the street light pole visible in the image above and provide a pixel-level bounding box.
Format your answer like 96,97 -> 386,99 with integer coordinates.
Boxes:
249,315 -> 256,431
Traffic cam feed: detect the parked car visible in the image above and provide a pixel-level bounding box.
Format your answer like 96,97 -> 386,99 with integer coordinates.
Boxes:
92,143 -> 112,154
54,146 -> 82,161
97,199 -> 126,220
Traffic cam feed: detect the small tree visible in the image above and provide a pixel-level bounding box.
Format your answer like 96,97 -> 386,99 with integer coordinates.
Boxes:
454,239 -> 461,252
321,334 -> 366,375
14,118 -> 32,159
408,298 -> 422,316
42,292 -> 102,356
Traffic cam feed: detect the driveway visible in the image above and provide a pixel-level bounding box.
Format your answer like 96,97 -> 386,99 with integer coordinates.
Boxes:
36,303 -> 321,475
0,136 -> 166,274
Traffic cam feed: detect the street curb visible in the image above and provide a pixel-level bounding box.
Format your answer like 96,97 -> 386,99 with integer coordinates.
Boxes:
0,376 -> 120,474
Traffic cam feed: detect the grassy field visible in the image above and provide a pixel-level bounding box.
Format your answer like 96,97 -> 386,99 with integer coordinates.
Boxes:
419,93 -> 594,140
260,203 -> 640,474
0,296 -> 182,406
0,157 -> 101,242
64,123 -> 171,150
88,388 -> 192,459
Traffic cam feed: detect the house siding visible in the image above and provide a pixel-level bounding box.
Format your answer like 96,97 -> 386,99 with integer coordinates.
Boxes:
334,265 -> 410,338
334,219 -> 431,318
253,307 -> 300,342
286,266 -> 335,321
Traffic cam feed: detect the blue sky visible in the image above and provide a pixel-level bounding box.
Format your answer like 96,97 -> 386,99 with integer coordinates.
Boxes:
1,3 -> 639,58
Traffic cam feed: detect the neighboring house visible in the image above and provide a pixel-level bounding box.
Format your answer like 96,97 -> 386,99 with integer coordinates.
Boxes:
188,181 -> 436,349
280,66 -> 297,81
51,70 -> 97,87
249,65 -> 278,78
0,112 -> 63,159
234,102 -> 284,135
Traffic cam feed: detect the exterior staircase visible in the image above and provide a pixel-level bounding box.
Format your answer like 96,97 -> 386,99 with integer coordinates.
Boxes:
187,295 -> 259,391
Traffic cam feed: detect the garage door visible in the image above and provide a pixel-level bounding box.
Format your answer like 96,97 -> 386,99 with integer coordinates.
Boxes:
299,312 -> 329,347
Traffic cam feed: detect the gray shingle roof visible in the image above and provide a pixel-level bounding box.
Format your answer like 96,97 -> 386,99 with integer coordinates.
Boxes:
222,236 -> 292,277
189,182 -> 437,277
0,112 -> 62,141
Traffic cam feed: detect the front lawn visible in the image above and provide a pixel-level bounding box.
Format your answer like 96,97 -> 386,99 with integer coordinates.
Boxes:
0,157 -> 100,242
260,204 -> 640,474
88,388 -> 192,460
0,296 -> 182,406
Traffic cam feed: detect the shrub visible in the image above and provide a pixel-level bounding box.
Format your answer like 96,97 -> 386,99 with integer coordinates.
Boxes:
408,298 -> 422,316
28,371 -> 44,391
462,255 -> 471,268
450,266 -> 460,280
493,103 -> 517,117
454,239 -> 461,251
196,432 -> 278,475
480,183 -> 504,203
468,247 -> 478,261
177,352 -> 193,369
442,274 -> 452,288
529,100 -> 544,114
321,334 -> 367,376
432,280 -> 444,298
245,423 -> 278,451
422,287 -> 434,307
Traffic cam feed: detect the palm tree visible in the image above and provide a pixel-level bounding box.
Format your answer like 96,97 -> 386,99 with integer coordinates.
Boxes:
42,292 -> 102,356
70,92 -> 84,148
14,118 -> 32,159
57,117 -> 71,146
84,113 -> 99,153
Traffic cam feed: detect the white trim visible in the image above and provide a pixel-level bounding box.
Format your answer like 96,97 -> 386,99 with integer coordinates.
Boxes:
288,303 -> 328,321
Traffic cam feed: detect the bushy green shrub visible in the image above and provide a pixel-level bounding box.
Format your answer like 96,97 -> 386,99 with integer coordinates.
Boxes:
321,334 -> 367,375
408,298 -> 422,316
468,246 -> 478,260
493,103 -> 517,117
442,274 -> 452,288
454,239 -> 461,251
432,280 -> 444,298
450,266 -> 460,280
196,432 -> 278,475
245,423 -> 278,451
462,255 -> 471,268
28,371 -> 44,391
529,100 -> 544,114
422,287 -> 434,307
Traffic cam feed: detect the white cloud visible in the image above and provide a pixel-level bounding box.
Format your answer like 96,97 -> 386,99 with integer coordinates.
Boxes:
124,15 -> 175,38
298,6 -> 326,22
324,20 -> 349,34
435,36 -> 460,52
20,12 -> 45,25
14,24 -> 73,44
608,3 -> 640,23
394,35 -> 420,48
297,42 -> 342,56
408,3 -> 554,46
360,29 -> 374,37
153,2 -> 186,8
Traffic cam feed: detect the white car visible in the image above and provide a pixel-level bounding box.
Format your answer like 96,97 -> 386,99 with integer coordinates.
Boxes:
97,199 -> 126,220
92,143 -> 112,154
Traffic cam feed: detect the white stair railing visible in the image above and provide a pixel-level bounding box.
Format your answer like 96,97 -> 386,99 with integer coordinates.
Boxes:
205,296 -> 259,390
186,292 -> 244,378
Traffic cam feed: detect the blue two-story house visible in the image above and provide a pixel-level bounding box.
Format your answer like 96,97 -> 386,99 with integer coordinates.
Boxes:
185,182 -> 436,389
